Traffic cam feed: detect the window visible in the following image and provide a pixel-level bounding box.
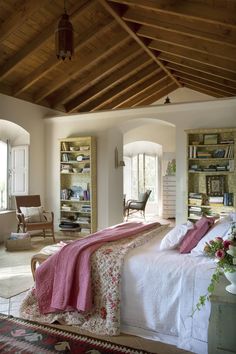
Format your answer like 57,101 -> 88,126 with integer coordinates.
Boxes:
124,153 -> 158,202
0,141 -> 28,211
0,140 -> 7,210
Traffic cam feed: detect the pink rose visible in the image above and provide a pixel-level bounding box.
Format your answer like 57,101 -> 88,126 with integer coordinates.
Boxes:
215,249 -> 225,260
223,240 -> 231,250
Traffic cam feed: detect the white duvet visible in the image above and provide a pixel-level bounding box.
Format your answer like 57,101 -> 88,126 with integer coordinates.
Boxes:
120,227 -> 216,354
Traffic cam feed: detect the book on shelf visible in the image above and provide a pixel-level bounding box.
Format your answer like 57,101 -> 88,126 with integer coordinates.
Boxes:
209,196 -> 224,204
223,192 -> 234,206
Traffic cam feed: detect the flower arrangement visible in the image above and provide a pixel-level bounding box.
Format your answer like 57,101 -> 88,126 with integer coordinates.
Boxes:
194,222 -> 236,313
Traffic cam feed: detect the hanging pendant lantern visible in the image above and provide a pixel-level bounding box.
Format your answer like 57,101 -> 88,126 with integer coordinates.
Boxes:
55,1 -> 74,61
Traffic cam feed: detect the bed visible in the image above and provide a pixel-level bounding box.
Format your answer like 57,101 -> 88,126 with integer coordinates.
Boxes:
19,216 -> 235,354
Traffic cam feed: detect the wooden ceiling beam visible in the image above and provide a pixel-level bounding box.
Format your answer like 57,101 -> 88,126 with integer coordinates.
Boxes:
150,40 -> 236,73
179,78 -> 234,97
113,76 -> 172,109
109,0 -> 236,28
167,64 -> 236,90
159,53 -> 236,83
13,19 -> 115,97
33,29 -> 130,103
137,26 -> 236,62
78,67 -> 166,112
134,82 -> 177,107
123,8 -> 236,48
91,71 -> 167,111
0,0 -> 49,43
0,0 -> 96,79
66,54 -> 152,112
51,43 -> 143,108
182,82 -> 224,98
98,0 -> 180,88
173,73 -> 236,96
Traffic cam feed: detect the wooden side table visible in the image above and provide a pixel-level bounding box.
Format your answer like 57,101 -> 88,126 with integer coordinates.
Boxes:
208,275 -> 236,354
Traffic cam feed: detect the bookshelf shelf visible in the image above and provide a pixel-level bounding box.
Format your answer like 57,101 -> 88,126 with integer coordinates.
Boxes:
59,136 -> 97,236
186,128 -> 236,221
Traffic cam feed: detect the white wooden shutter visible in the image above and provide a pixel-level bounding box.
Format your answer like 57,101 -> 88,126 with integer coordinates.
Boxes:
11,145 -> 29,195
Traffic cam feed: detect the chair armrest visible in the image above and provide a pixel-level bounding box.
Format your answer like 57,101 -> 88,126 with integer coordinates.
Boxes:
16,212 -> 26,224
43,211 -> 54,222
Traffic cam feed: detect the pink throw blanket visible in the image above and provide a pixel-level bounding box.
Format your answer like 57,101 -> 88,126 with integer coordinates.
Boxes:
36,221 -> 159,314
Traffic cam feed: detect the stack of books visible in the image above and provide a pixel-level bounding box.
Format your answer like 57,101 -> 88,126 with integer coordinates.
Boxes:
188,192 -> 203,206
197,151 -> 212,158
208,196 -> 224,206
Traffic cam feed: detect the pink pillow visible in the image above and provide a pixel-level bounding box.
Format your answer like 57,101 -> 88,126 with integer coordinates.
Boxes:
179,217 -> 215,254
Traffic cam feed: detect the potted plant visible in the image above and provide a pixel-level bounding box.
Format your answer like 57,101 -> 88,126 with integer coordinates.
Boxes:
194,222 -> 236,313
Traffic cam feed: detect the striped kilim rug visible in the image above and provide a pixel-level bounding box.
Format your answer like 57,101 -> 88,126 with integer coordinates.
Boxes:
0,314 -> 153,353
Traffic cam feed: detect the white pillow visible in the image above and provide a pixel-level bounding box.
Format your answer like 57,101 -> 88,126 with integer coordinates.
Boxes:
20,206 -> 44,223
160,221 -> 194,250
190,216 -> 232,256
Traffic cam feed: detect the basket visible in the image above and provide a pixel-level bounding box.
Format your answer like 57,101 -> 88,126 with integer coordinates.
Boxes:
5,233 -> 32,251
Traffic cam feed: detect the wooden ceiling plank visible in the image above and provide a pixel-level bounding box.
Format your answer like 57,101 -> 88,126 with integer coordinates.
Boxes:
159,53 -> 236,83
134,82 -> 178,107
98,0 -> 181,88
113,76 -> 172,109
13,19 -> 116,97
0,0 -> 49,43
52,43 -> 144,108
79,69 -> 166,112
123,8 -> 236,48
33,30 -> 130,103
137,25 -> 236,62
93,72 -> 168,111
66,54 -> 152,112
182,82 -> 224,98
180,78 -> 233,97
168,65 -> 236,90
173,72 -> 236,96
150,40 -> 236,73
109,0 -> 236,28
0,0 -> 96,79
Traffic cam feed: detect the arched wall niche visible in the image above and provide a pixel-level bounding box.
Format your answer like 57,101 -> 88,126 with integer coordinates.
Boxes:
0,119 -> 30,145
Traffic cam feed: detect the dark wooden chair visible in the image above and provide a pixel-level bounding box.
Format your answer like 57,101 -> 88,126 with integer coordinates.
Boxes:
15,195 -> 55,242
124,190 -> 152,220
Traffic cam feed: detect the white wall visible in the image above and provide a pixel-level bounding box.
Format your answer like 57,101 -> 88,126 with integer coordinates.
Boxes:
1,91 -> 236,239
0,94 -> 59,242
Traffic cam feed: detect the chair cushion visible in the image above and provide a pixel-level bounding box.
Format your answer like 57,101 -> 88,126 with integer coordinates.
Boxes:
20,206 -> 45,223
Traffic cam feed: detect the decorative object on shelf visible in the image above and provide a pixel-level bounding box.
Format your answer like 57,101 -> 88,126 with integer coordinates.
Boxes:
114,147 -> 125,168
55,0 -> 74,61
193,222 -> 236,314
206,175 -> 225,196
203,134 -> 218,145
166,159 -> 176,175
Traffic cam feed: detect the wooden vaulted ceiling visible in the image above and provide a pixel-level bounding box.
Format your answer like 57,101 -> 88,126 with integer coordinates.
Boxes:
0,0 -> 236,114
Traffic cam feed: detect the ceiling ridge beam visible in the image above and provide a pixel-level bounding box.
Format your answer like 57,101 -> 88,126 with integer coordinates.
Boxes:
97,0 -> 181,88
13,19 -> 116,97
109,0 -> 236,29
52,44 -> 144,108
0,0 -> 96,79
66,55 -> 153,113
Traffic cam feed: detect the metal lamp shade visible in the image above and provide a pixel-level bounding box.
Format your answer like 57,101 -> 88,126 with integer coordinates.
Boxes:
55,13 -> 74,60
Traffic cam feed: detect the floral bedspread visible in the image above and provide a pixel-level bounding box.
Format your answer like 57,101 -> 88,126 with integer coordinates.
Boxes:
20,224 -> 166,335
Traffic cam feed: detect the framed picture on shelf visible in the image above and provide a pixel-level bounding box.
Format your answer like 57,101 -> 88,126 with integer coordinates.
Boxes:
203,134 -> 218,145
206,175 -> 225,196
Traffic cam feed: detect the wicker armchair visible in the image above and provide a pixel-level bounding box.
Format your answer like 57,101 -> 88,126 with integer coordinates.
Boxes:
15,195 -> 55,242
